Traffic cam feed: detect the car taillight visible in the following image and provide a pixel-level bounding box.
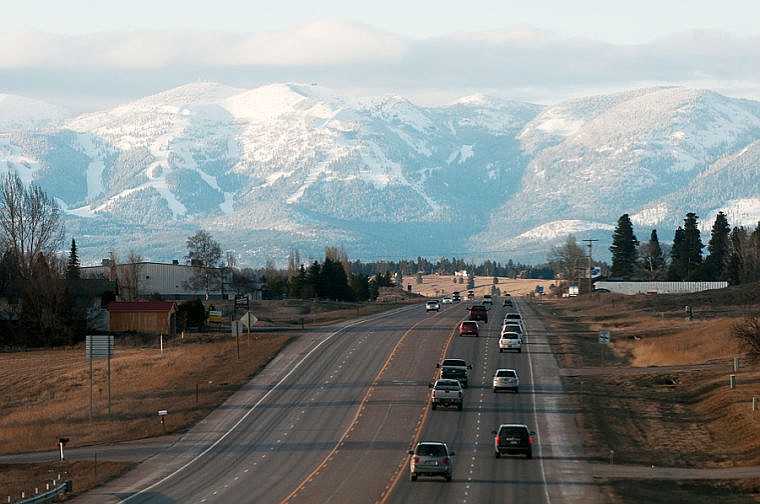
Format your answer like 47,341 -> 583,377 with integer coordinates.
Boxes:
413,456 -> 419,463
528,436 -> 533,445
495,435 -> 500,444
442,457 -> 450,464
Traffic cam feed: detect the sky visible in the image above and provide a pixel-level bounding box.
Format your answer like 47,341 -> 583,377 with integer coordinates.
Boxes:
2,0 -> 760,111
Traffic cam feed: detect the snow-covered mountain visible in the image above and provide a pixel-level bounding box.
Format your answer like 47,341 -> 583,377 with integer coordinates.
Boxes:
1,83 -> 759,266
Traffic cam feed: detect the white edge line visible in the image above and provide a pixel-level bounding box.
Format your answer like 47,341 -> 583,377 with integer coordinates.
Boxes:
522,301 -> 553,504
122,305 -> 414,502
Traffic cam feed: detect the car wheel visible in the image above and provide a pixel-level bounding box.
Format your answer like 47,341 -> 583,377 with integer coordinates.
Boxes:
499,348 -> 503,353
493,388 -> 497,393
445,475 -> 452,482
431,403 -> 437,410
457,403 -> 463,411
411,474 -> 417,481
514,388 -> 519,394
495,451 -> 501,459
526,450 -> 533,459
518,348 -> 522,353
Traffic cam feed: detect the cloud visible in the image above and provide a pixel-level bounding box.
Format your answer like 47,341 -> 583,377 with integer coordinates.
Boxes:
1,21 -> 759,111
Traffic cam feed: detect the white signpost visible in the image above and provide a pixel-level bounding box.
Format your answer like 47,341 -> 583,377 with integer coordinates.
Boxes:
598,329 -> 610,345
598,329 -> 610,367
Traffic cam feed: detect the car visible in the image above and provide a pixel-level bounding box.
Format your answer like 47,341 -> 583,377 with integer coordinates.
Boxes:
442,296 -> 453,304
425,300 -> 441,312
482,294 -> 493,304
468,305 -> 488,322
504,312 -> 522,324
503,298 -> 513,307
501,322 -> 523,336
499,331 -> 522,353
492,368 -> 520,393
493,424 -> 534,459
408,441 -> 455,481
594,288 -> 611,293
452,291 -> 461,302
459,320 -> 479,337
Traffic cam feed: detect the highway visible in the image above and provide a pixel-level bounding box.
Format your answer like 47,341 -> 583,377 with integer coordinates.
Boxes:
72,298 -> 601,503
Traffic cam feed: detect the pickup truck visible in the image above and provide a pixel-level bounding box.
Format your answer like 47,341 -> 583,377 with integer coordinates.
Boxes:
468,305 -> 488,323
437,358 -> 472,387
429,379 -> 463,410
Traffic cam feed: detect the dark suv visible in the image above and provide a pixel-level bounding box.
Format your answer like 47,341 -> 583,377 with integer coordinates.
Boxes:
493,424 -> 534,459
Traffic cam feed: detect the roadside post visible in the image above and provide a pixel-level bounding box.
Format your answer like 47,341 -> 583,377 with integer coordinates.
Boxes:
57,438 -> 69,461
86,335 -> 115,418
158,410 -> 168,433
598,329 -> 611,367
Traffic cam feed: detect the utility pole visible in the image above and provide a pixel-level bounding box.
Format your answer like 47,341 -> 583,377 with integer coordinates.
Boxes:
583,239 -> 598,294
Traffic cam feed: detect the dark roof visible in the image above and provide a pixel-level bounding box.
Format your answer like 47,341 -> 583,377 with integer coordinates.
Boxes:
107,301 -> 176,313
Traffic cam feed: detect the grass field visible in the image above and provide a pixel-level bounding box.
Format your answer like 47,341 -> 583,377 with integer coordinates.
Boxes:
5,278 -> 760,502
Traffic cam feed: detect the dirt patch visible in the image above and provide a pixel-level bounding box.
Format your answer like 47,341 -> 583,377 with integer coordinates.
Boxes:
534,284 -> 760,502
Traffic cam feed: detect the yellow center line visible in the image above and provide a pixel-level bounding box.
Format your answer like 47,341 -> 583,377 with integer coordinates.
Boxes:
376,316 -> 462,504
280,312 -> 446,504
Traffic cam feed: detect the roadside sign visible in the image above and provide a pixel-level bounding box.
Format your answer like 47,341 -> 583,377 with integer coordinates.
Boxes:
209,310 -> 223,323
86,335 -> 114,359
240,311 -> 258,329
598,329 -> 611,345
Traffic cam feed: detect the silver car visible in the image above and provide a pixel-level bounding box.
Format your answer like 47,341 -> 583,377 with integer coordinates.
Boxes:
492,368 -> 520,393
408,441 -> 455,481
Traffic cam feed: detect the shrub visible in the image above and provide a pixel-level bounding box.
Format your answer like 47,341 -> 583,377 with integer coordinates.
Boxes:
732,316 -> 760,355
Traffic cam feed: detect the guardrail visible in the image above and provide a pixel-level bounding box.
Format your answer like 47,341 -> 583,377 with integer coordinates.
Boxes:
9,480 -> 71,504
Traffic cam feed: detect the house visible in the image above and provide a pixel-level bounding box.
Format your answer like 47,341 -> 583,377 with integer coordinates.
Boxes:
107,301 -> 177,336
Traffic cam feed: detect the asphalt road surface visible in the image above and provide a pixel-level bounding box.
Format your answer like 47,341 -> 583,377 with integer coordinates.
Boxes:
63,298 -> 601,503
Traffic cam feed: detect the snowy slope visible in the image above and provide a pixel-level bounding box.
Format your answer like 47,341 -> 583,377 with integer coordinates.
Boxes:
1,83 -> 760,266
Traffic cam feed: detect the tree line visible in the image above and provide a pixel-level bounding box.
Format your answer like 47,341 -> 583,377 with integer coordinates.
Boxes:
608,212 -> 760,283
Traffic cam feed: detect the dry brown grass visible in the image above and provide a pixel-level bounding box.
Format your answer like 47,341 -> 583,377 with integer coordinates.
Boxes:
410,275 -> 546,298
535,285 -> 760,502
0,298 -> 405,498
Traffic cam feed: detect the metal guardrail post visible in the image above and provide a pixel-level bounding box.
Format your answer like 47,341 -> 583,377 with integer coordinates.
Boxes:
13,480 -> 71,504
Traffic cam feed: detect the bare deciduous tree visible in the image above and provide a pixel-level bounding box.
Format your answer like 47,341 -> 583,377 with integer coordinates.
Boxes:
185,229 -> 222,300
0,171 -> 64,279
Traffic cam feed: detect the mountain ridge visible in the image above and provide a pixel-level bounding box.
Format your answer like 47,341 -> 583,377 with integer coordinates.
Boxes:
1,83 -> 759,267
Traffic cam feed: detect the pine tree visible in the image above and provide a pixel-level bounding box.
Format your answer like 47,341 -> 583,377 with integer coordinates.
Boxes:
667,227 -> 686,280
609,214 -> 639,279
668,213 -> 704,280
67,238 -> 80,281
682,212 -> 704,280
702,211 -> 731,281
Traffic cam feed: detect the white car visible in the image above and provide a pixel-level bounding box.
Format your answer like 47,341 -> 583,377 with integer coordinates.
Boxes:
425,300 -> 441,312
442,297 -> 453,304
492,368 -> 520,393
499,331 -> 522,353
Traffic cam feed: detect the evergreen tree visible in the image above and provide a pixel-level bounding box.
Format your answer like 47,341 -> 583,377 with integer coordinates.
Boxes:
702,211 -> 731,281
609,214 -> 639,279
641,230 -> 665,280
667,227 -> 685,280
668,213 -> 704,280
66,238 -> 80,281
682,212 -> 704,280
726,227 -> 743,285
